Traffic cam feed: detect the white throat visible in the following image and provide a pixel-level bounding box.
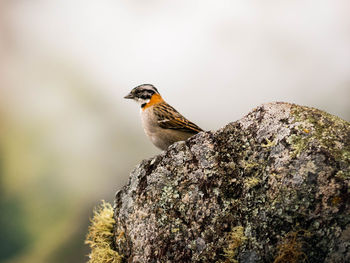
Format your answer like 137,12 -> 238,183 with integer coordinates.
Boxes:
135,97 -> 150,105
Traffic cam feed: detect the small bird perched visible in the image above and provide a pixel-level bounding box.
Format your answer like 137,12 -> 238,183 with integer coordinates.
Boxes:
124,84 -> 203,150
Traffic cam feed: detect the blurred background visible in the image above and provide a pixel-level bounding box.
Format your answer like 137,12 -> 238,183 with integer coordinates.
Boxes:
0,0 -> 349,262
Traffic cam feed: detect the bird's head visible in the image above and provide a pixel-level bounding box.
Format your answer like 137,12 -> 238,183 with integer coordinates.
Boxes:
124,84 -> 162,108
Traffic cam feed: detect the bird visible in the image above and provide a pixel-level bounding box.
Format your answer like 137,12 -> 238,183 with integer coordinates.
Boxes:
124,84 -> 203,150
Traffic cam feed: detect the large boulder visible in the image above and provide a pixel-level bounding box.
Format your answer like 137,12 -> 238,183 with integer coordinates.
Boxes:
113,102 -> 350,263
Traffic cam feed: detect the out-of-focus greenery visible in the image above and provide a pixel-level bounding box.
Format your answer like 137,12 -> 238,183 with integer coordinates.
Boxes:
0,194 -> 30,261
0,61 -> 156,263
0,96 -> 91,262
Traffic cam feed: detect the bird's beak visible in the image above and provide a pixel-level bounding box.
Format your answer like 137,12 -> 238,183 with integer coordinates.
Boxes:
124,92 -> 134,99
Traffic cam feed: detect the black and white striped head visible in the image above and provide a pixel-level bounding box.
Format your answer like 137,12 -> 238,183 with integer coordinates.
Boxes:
124,84 -> 160,106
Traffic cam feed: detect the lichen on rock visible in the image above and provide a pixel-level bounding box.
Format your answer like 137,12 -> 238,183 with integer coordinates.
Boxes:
85,201 -> 122,263
107,102 -> 349,262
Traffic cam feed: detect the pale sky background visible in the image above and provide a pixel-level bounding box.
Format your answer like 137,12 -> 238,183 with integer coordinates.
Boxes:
0,1 -> 349,262
4,0 -> 350,126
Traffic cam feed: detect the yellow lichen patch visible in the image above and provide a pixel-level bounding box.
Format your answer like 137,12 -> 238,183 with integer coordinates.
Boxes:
273,230 -> 308,263
85,201 -> 122,263
241,160 -> 259,170
244,177 -> 260,189
261,137 -> 277,148
303,128 -> 310,134
116,230 -> 125,241
223,226 -> 247,263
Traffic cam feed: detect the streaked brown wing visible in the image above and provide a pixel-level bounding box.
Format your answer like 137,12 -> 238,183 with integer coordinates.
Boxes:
154,103 -> 203,134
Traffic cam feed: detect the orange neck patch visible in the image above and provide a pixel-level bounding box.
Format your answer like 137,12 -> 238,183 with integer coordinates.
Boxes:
142,93 -> 164,110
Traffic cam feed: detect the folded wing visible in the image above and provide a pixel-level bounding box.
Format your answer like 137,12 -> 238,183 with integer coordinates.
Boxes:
154,103 -> 203,134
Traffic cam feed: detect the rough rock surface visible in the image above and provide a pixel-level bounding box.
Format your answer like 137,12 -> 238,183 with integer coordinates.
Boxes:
113,102 -> 350,263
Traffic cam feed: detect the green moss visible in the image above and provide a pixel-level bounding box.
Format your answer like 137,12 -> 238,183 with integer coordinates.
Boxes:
291,105 -> 350,161
85,201 -> 122,263
286,134 -> 309,158
223,226 -> 247,263
240,159 -> 267,176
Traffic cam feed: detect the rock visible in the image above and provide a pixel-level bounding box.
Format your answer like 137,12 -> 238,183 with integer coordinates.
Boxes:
113,102 -> 350,263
